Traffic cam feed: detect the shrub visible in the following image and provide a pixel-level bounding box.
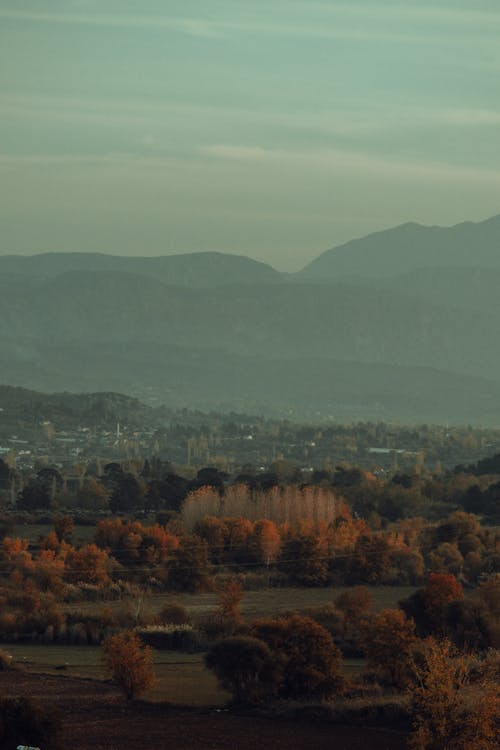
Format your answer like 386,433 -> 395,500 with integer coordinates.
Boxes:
0,695 -> 60,750
158,602 -> 190,625
205,636 -> 277,703
136,624 -> 200,651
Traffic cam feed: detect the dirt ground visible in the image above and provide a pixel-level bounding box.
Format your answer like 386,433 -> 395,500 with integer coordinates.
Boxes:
0,670 -> 406,750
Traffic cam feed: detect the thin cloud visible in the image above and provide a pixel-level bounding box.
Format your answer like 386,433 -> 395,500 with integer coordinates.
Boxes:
0,10 -> 224,38
199,144 -> 500,185
0,8 -> 492,45
3,93 -> 500,136
295,1 -> 500,27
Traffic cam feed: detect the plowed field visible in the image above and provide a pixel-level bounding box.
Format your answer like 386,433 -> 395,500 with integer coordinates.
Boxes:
0,671 -> 406,750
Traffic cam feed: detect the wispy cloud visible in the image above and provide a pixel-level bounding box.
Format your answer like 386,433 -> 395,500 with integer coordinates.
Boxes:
3,92 -> 500,134
1,7 -> 495,44
0,10 -> 223,38
294,2 -> 500,27
199,143 -> 500,185
2,145 -> 500,189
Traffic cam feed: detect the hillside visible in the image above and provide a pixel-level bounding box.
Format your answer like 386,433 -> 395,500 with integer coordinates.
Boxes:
0,251 -> 282,288
299,214 -> 500,281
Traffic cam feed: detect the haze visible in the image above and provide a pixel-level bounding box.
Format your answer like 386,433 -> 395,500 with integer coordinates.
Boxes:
1,0 -> 500,270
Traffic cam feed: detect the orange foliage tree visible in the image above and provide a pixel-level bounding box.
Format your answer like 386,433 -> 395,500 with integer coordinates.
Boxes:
65,544 -> 110,586
361,608 -> 418,688
216,579 -> 244,623
101,631 -> 156,700
250,519 -> 281,567
408,638 -> 500,750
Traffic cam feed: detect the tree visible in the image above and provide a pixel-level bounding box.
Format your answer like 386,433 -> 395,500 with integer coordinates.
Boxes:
361,608 -> 418,688
109,473 -> 144,513
250,519 -> 281,567
205,636 -> 277,703
401,573 -> 464,637
54,515 -> 74,543
101,631 -> 156,700
408,639 -> 499,750
216,578 -> 243,623
165,536 -> 212,592
335,586 -> 373,625
250,613 -> 343,699
65,543 -> 110,586
281,535 -> 328,586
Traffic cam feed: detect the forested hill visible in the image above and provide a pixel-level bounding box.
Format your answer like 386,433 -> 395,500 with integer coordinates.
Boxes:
0,386 -> 158,429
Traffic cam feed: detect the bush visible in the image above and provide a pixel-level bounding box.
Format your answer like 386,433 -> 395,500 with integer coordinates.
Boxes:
136,624 -> 200,652
205,636 -> 277,703
0,695 -> 60,750
158,602 -> 190,625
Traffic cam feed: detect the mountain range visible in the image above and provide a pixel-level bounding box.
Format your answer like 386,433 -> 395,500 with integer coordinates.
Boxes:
1,213 -> 500,424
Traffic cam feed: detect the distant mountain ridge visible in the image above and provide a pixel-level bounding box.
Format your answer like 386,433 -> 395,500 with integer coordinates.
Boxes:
0,251 -> 282,288
2,212 -> 500,424
298,213 -> 500,280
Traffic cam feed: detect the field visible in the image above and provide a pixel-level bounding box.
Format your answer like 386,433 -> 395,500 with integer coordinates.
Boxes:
0,670 -> 407,750
5,644 -> 228,706
68,584 -> 417,621
0,584 -> 414,708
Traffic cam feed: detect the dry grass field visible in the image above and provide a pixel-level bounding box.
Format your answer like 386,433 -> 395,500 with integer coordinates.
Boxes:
66,585 -> 417,622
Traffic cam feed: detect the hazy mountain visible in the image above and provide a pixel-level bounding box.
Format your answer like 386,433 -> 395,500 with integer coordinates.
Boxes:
377,266 -> 500,315
1,270 -> 497,379
0,251 -> 282,288
298,214 -> 500,281
3,213 -> 500,424
2,343 -> 500,425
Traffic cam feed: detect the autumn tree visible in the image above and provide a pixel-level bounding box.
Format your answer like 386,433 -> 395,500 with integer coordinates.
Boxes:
361,608 -> 418,688
216,578 -> 244,623
250,613 -> 343,699
65,543 -> 110,586
250,519 -> 281,567
54,515 -> 74,543
401,573 -> 464,637
205,636 -> 277,703
281,535 -> 328,586
165,536 -> 212,592
101,631 -> 156,700
408,639 -> 499,750
335,586 -> 373,625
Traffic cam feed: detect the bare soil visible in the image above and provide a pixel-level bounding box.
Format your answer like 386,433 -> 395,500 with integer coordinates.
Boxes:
0,670 -> 406,750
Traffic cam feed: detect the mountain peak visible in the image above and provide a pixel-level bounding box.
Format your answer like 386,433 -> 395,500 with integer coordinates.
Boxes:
298,212 -> 500,280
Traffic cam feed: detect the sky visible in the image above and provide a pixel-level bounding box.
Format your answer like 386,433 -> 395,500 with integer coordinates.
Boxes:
1,0 -> 500,271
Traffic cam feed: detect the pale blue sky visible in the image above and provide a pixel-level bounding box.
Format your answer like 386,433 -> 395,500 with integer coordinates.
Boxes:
1,0 -> 500,269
